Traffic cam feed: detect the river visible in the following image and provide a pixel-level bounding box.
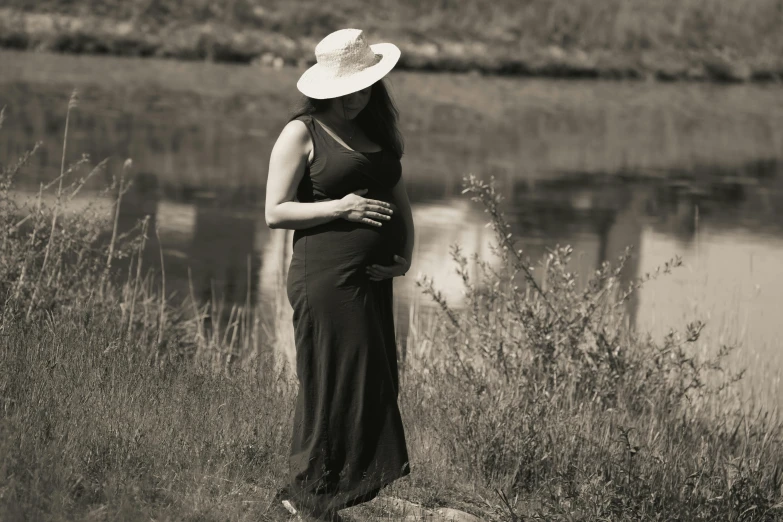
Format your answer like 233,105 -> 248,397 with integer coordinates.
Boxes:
1,50 -> 781,405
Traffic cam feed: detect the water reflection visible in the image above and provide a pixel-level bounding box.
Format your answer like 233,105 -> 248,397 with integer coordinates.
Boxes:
2,50 -> 782,402
187,193 -> 260,307
93,155 -> 783,357
10,157 -> 783,370
105,172 -> 263,328
508,176 -> 646,328
118,171 -> 160,239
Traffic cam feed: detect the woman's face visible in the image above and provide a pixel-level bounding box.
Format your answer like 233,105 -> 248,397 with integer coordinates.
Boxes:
334,85 -> 372,120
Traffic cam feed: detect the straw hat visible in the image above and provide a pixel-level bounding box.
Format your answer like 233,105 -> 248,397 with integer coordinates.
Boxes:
297,29 -> 401,100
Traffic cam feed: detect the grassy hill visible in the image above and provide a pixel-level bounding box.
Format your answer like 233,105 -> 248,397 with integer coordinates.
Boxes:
2,0 -> 783,81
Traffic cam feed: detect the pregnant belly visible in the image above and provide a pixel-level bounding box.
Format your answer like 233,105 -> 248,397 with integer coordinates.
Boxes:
293,217 -> 404,269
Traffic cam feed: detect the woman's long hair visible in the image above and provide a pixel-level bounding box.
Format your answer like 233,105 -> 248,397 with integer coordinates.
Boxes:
289,79 -> 405,159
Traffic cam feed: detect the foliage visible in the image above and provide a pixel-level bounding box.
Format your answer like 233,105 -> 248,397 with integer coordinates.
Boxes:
3,0 -> 783,80
410,175 -> 783,520
6,0 -> 783,57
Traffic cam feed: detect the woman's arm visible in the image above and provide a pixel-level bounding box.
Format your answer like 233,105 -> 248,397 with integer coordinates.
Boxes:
265,120 -> 341,230
265,120 -> 394,230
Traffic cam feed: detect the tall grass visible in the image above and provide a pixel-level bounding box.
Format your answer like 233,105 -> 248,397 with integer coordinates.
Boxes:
0,100 -> 294,521
1,99 -> 782,521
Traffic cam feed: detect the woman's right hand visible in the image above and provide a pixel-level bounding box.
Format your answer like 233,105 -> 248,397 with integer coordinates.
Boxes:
337,189 -> 394,227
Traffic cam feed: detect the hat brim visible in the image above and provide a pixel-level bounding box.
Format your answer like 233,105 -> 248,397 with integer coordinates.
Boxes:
296,42 -> 401,100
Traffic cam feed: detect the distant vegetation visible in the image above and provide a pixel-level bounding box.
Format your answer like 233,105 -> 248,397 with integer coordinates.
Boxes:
1,0 -> 783,81
2,97 -> 782,520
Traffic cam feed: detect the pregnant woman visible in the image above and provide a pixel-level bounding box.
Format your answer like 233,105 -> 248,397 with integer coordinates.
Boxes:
264,29 -> 414,521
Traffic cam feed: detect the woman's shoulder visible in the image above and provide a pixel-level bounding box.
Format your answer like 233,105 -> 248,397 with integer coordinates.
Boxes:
278,118 -> 312,145
271,118 -> 315,161
290,113 -> 313,124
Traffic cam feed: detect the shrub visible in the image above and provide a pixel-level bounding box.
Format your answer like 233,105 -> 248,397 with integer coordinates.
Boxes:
409,175 -> 782,520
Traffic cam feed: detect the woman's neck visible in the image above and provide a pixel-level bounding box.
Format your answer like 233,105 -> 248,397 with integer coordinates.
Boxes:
320,109 -> 352,124
317,110 -> 358,136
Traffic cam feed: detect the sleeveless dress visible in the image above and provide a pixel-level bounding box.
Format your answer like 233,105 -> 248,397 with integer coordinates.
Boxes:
285,114 -> 410,513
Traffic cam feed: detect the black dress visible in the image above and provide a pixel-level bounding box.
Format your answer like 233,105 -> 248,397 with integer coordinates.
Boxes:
285,114 -> 410,513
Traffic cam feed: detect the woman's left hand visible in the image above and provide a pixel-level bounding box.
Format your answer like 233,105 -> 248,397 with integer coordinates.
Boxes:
366,255 -> 410,281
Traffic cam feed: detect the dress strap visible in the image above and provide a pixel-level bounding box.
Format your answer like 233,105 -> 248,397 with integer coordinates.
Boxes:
294,114 -> 315,134
293,114 -> 323,163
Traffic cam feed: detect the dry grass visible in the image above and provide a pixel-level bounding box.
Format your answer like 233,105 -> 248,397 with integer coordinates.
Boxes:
2,99 -> 783,521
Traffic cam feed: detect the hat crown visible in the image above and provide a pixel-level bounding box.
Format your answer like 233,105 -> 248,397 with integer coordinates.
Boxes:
314,29 -> 379,78
297,28 -> 400,99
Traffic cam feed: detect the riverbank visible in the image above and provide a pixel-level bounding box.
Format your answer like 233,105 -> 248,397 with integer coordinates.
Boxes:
2,99 -> 782,520
1,4 -> 782,83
